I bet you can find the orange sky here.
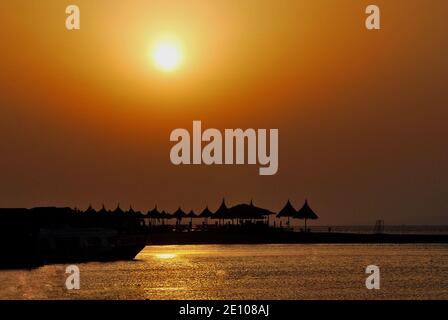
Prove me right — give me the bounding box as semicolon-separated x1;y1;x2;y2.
0;0;447;224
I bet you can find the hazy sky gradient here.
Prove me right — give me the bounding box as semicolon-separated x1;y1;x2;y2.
0;1;447;224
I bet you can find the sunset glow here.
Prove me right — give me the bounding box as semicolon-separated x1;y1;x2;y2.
0;1;447;225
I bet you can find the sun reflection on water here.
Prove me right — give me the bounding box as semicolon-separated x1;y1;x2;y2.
155;253;177;259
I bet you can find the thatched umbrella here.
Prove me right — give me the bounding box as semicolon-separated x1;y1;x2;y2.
84;204;97;215
212;198;230;224
126;205;142;217
147;205;160;217
98;204;108;215
198;206;213;224
147;205;161;224
228;200;274;224
295;200;319;231
113;204;124;215
160;210;172;224
187;210;197;224
172;207;186;225
277;200;296;226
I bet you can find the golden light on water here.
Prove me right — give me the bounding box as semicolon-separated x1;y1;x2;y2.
155;253;177;259
152;38;183;72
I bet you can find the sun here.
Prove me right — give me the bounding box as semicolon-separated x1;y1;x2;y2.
152;39;183;72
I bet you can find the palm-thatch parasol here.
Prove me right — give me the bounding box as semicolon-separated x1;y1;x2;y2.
186;210;197;224
84;204;97;215
126;205;142;217
112;204;124;216
98;204;108;215
198;206;213;224
172;207;187;225
228;200;274;223
276;200;296;226
295;200;319;231
212;198;230;223
147;205;160;217
159;210;172;223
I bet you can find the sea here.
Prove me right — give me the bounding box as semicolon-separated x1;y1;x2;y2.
1;242;448;299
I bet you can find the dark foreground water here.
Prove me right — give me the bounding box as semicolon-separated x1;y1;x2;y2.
1;244;447;299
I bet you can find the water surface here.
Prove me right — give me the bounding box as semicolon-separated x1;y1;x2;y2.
1;244;447;299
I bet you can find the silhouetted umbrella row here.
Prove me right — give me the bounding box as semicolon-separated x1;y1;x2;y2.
79;199;319;228
87;204;145;217
276;199;319;230
198;206;213;218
